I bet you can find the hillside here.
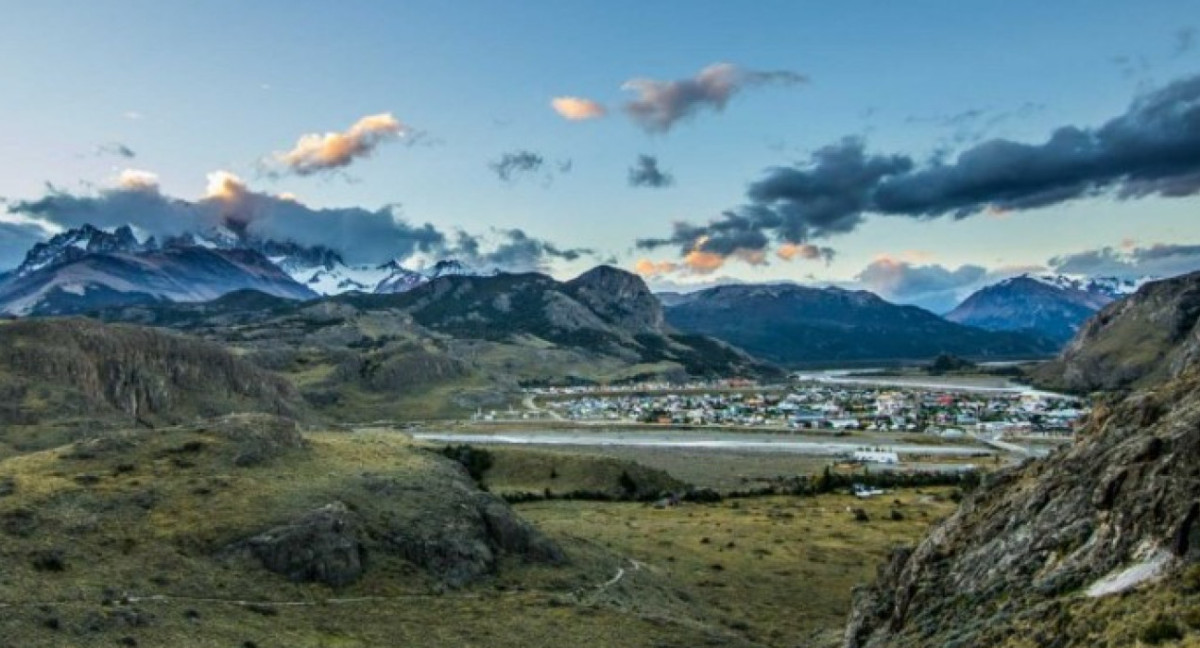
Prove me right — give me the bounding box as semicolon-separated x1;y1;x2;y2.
0;318;306;457
94;268;780;420
0;416;761;647
844;274;1200;647
946;276;1112;344
1033;270;1200;392
664;284;1056;367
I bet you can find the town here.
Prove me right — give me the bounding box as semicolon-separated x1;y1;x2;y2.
512;378;1088;440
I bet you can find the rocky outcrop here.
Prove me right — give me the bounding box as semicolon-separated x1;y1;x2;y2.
229;452;564;590
1034;270;1200;392
242;502;365;587
565;265;665;333
844;364;1200;647
362;471;564;588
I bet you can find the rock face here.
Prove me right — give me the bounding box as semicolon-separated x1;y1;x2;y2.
1034;270;1200;392
0;318;306;429
361;470;565;588
844;341;1200;646
565;265;665;333
244;502;365;588
232;456;564;589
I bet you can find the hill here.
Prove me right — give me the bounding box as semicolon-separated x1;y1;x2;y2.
1033;270;1200;392
0;318;306;457
946;276;1112;344
663;283;1056;367
0;416;763;647
94;268;781;420
844;273;1200;647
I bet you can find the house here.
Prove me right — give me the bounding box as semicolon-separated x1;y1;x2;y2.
852;449;899;464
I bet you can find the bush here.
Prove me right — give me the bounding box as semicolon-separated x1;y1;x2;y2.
439;444;494;482
1139;617;1183;644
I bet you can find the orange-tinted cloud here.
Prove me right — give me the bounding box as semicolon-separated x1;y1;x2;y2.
273;113;407;176
551;97;607;121
634;258;679;277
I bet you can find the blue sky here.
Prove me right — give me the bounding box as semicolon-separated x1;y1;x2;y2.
1;0;1199;310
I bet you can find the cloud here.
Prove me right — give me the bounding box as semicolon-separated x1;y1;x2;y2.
97;142;136;158
3;171;584;272
551;96;607;121
489;150;542;182
116;169;160;192
622;62;806;133
451;228;592;272
270;113;411;176
489;150;572;184
628;155;674;188
633;258;679;277
641;73;1200;264
776;242;835;264
855;257;989;312
1049;243;1200;279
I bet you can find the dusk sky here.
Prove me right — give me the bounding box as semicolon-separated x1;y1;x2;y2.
2;0;1199;311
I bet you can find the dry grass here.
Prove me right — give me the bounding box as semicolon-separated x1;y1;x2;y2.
518;490;958;646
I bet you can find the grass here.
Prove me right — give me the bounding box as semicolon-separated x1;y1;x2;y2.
517;490;958;646
0;418;967;647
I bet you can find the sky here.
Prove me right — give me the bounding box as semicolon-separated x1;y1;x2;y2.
1;0;1199;312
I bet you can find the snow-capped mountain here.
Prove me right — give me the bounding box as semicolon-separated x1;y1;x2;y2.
1025;273;1151;300
16;224;155;277
947;273;1152;345
0;223;489;315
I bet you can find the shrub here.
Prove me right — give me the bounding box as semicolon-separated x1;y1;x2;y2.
439;444;494;482
1139;617;1183;644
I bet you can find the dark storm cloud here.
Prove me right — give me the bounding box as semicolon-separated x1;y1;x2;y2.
642;73;1200;261
628;155;674;188
5;173;585;271
489;150;545;182
1049;243;1200;279
622;63;806;133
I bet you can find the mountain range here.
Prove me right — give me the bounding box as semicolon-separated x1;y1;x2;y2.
88;265;779;419
0;224;477;316
662;283;1058;366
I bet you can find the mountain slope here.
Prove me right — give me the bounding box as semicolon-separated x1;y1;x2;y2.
845;272;1200;648
664;283;1056;366
947;276;1112;344
0;237;316;316
845;358;1200;648
0;318;306;455
1033;270;1200;392
94;268;781;419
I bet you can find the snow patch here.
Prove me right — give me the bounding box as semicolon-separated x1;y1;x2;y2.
1084;547;1174;598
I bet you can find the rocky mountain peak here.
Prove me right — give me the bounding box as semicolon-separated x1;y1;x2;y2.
565;265;664;332
16;223;152;276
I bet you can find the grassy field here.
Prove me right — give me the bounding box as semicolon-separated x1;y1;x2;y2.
0;419;962;648
518;490;959;647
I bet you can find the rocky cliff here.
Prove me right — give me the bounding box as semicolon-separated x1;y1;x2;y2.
0;318;305;434
844;274;1200;647
1034;270;1200;392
